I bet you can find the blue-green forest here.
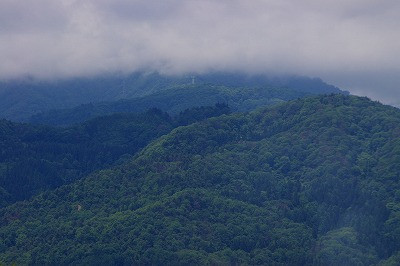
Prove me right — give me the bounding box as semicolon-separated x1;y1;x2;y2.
0;74;399;265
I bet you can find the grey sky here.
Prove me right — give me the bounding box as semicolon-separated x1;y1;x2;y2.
0;0;399;105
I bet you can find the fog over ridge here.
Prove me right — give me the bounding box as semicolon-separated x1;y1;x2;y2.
0;0;399;105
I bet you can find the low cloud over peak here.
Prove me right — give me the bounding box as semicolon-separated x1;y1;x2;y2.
0;0;399;104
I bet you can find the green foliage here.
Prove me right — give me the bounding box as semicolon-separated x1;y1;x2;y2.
0;104;230;207
315;227;378;265
0;94;399;265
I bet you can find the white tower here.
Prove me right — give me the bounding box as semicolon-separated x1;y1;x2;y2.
121;79;127;98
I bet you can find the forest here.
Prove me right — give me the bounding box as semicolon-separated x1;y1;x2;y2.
0;71;345;122
0;104;230;207
1;94;400;265
28;85;310;126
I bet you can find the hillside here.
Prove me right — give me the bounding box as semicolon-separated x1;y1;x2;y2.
0;104;229;208
1;94;399;264
0;72;346;122
29;85;310;126
0;73;180;122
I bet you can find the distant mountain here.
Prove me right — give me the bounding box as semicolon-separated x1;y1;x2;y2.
193;71;346;94
0;72;347;122
29;85;310;126
1;95;399;264
0;73;181;121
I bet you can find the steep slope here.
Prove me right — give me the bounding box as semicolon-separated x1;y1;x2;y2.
0;105;230;207
0;72;346;122
1;95;399;265
29;85;309;126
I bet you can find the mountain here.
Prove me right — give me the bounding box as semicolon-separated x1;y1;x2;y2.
192;72;345;94
0;104;230;208
29;85;310;126
1;94;399;264
0;72;346;122
0;72;180;122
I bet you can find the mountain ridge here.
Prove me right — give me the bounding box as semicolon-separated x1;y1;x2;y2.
28;85;310;126
0;104;230;208
1;94;399;264
0;71;347;122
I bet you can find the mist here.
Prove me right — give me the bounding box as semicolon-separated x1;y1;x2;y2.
0;0;399;104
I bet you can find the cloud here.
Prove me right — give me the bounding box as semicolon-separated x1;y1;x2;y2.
0;0;399;103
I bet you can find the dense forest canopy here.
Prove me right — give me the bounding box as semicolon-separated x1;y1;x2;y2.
1;94;399;265
0;104;230;208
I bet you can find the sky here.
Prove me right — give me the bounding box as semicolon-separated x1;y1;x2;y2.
0;0;399;105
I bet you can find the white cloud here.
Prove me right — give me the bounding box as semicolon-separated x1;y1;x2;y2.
0;0;399;103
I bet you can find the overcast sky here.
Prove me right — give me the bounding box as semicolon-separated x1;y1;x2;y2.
0;0;399;105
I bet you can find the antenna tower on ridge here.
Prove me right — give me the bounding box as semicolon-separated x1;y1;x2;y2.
121;79;127;98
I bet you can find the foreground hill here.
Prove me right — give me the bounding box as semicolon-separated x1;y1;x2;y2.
1;95;399;264
29;85;309;126
0;105;229;208
0;72;345;122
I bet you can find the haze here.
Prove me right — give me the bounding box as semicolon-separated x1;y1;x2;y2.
0;0;399;105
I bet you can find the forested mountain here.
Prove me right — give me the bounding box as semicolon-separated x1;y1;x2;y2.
192;72;345;94
0;73;180;122
1;94;399;265
0;104;230;208
0;72;346;122
29;85;310;126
